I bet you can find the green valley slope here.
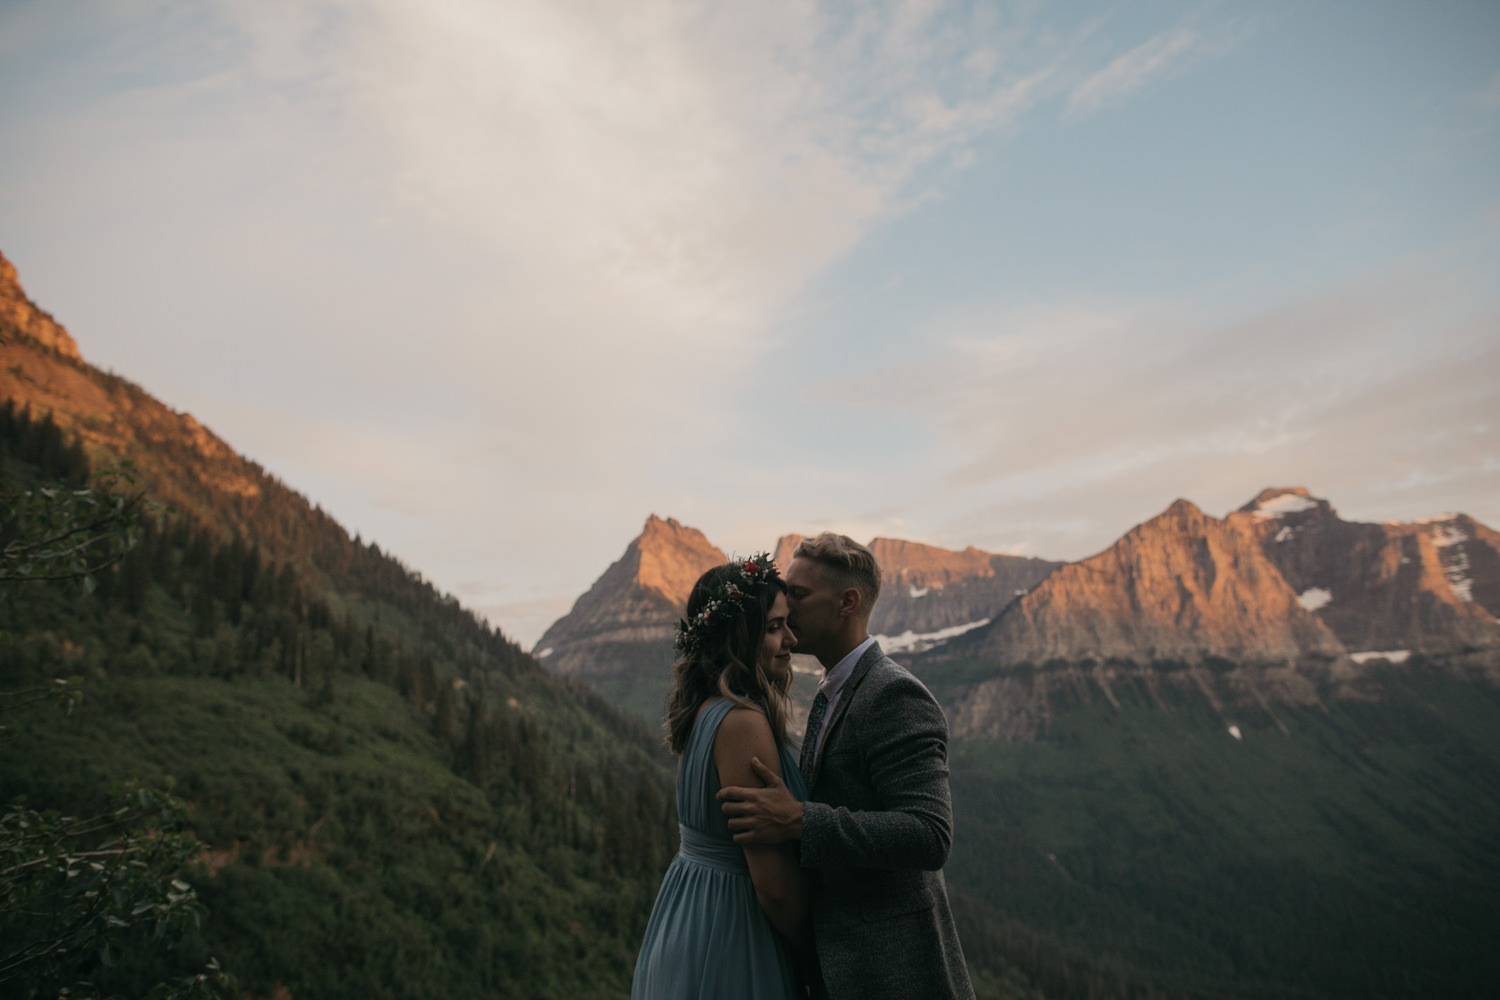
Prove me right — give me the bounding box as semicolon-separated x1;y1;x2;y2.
940;668;1500;999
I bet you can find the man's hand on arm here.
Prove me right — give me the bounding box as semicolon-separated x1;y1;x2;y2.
717;757;803;845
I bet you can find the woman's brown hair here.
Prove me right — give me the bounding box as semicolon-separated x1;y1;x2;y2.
664;563;793;755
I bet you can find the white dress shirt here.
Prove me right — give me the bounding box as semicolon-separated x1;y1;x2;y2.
808;635;877;768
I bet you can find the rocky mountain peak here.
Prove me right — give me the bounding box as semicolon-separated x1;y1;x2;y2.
1224;485;1500;655
633;514;725;605
0;251;82;361
530;516;725;699
869;538;996;588
1239;486;1334;522
1;249;271;518
945;496;1347;669
772;534;804;573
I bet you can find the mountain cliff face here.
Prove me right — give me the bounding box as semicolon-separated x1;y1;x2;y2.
920;491;1500;741
947;499;1347;668
0;252;329;564
923;499;1351;740
867;538;1061;650
533;515;725;716
770;533;1060;652
771;533;803;572
0;250;81;360
1230;487;1500;656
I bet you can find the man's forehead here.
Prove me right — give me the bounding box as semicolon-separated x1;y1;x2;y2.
785;556;830;587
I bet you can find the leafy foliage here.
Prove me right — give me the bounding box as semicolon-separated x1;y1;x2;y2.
0;785;227;997
0;467;145;591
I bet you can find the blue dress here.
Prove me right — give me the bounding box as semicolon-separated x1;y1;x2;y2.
632;698;808;999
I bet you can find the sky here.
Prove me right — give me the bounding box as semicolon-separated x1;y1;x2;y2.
2;0;1497;647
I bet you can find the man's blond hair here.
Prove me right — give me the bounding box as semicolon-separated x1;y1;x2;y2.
793;532;881;616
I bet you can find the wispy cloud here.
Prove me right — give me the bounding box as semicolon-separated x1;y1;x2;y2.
210;0;1066;469
831;268;1500;560
1068;28;1198;114
124;0;1090;641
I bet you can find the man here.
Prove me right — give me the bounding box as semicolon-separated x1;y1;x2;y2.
718;533;974;1000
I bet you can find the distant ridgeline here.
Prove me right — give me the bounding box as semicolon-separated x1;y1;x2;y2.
541;501;1500;994
0;252;676;999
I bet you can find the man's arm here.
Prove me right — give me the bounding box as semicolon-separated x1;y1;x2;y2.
717;758;803;844
799;673;952;871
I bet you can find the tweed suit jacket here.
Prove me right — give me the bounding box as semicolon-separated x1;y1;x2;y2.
800;642;974;1000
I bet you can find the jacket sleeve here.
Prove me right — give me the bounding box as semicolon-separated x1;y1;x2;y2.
800;671;954;871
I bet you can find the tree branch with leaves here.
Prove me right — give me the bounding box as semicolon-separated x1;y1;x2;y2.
0;461;147;591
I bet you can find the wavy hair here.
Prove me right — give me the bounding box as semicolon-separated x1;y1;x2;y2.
664;563;793;755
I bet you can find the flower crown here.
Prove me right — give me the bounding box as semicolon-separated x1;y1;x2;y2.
673;553;780;655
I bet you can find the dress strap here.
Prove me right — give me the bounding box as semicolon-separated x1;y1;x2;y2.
676;698;736;825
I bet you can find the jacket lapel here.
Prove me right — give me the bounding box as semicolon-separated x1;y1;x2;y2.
807;642;885;792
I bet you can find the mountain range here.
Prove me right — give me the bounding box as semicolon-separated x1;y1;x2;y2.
533;487;1500;734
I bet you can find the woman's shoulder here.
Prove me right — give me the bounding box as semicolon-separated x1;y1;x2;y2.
712;704;780;763
714;703;771;741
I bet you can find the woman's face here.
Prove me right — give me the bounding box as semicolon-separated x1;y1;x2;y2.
758;591;797;683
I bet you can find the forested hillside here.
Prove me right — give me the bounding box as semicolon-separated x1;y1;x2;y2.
939;666;1500;1000
0;346;677;994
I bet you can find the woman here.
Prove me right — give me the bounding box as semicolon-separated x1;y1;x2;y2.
631;554;809;1000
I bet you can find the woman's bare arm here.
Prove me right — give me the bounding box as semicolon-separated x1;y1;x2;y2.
713;707;810;950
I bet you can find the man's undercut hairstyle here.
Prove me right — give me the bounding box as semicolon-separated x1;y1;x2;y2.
794;532;882;615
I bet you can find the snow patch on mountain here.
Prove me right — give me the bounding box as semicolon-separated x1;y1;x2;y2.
1298;588;1332;611
1252;493;1319;520
877;618;991;654
1420;519;1474;601
1350;649;1411;664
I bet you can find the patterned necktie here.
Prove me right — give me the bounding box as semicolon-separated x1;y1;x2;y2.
800;691;829;785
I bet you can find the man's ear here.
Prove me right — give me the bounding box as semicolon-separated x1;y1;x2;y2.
839;587;863;619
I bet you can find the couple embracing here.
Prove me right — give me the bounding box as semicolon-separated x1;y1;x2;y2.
632;534;974;1000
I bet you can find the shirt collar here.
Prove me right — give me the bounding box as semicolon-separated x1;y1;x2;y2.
817;636;877;700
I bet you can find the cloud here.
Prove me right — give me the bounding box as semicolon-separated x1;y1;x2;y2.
1068;28;1198;114
188;1;1070;473
186;0;1076;591
832;268;1500;560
